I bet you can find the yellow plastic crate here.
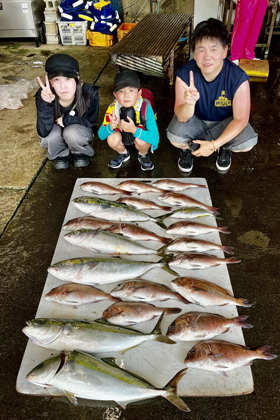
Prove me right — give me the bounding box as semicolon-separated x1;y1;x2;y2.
117;23;137;41
86;30;116;46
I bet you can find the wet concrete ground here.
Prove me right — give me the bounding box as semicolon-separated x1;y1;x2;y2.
0;38;280;420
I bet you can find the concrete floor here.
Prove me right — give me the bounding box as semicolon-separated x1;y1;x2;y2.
0;38;280;420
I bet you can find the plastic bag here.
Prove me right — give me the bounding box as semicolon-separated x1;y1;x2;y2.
0;78;38;110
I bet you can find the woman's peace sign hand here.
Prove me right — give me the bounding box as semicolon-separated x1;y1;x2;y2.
184;71;200;106
37;75;55;103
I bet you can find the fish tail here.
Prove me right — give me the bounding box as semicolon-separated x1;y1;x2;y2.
158;244;167;254
225;257;241;264
153;312;176;345
256;345;277;360
162;205;173;211
165;368;190;412
236;298;253;307
155;216;168;229
159;237;173;245
222;246;234;255
176;294;191;304
164;307;182;315
110;296;122;302
234;315;253;329
123;191;132;196
219;226;231;234
160;256;179;276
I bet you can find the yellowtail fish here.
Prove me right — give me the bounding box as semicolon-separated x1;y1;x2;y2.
79;181;132;195
102;302;182;326
152;179;207;191
26;351;190;411
166;312;253;341
184;340;276;376
116;196;172;211
171;277;252;307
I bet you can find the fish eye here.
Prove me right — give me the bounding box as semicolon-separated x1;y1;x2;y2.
37;320;45;325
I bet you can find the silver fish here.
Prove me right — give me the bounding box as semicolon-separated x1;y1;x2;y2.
166;312;253;341
26;351;190;411
116;196;172;211
64;229;159;255
152;179;207;191
45;283;120;306
116;180;165;193
79;181;132;195
171;277;252;307
48;257;178;285
22;314;175;353
110;278;190;304
184;339;277;376
158;192;218;214
168;253;241;270
72;196;165;228
62;216;115;231
166;221;230;237
103;302;182;326
105;223;172;245
161;238;234;255
157;208;217;225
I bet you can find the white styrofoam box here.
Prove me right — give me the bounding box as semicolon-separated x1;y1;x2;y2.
57;19;88;46
46;33;60;45
44;21;58;35
44;10;60;22
44;0;60;11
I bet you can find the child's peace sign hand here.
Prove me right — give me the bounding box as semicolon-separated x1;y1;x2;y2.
109;110;119;131
37;75;55;103
184;71;200;106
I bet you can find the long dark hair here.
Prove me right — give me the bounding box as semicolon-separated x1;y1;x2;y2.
50;76;89;120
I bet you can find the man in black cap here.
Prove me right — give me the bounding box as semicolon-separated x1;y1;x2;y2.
98;70;159;171
35;53;99;169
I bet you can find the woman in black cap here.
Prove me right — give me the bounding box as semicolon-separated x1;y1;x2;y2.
35;53;99;169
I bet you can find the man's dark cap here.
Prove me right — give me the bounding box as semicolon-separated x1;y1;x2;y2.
45;54;80;79
114;70;140;92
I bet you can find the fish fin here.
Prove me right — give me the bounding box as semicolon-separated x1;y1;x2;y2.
64;391;78;405
122;191;133;196
160;237;173;245
214;369;228;377
164;307;182;315
236;298;253;308
160;256;179;276
210;206;219;214
235;315;253;329
101;357;118;367
164;395;190;412
116;401;129;409
152;312;175;344
219;226;231;234
158;244;167;253
256;345;277;360
155;218;168;229
176;294;191;305
225;257;241;264
222;246;234;255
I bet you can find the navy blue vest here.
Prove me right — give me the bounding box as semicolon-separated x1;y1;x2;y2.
176;58;249;121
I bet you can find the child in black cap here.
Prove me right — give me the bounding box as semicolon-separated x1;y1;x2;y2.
35;53;99;169
98;70;159;171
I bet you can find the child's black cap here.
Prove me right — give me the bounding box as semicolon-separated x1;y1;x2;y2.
45;54;80;79
114;70;140;92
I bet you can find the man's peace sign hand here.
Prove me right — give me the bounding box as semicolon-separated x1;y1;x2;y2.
37;75;55;103
184;71;200;106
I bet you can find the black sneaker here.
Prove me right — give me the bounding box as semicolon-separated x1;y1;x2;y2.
73;153;89;168
138;153;154;171
108;151;130;169
216;148;232;171
53;156;69;169
178;149;193;172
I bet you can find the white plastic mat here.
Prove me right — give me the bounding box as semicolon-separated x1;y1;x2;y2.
16;178;253;397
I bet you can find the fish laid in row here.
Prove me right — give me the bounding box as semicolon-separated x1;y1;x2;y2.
110;278;190;304
152;179;207;191
171;277;251;307
168;253;241;270
64;229;163;256
157;208;217;225
166;221;230;237
158;192;218;214
48;257;177;285
116;180;165;194
103;302;182;326
63;217;171;244
116;196;172;211
160;237;234;255
79;181;132;195
72;196;165;228
184;339;276;376
166;312;253;341
26;351;190;411
22;313;175;354
45;283;120;307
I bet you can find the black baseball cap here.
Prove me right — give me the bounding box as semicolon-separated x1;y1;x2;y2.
114;70;140;92
45;54;80;79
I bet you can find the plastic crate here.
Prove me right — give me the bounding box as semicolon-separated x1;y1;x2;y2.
86;30;116;47
57;19;88;46
117;23;137;41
